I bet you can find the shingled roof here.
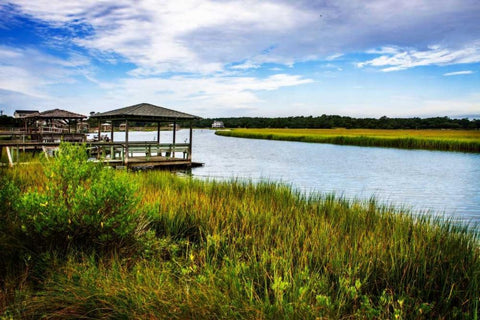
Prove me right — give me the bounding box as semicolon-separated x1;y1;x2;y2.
25;109;86;119
90;103;200;121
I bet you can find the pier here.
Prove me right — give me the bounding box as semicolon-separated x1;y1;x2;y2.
0;103;203;170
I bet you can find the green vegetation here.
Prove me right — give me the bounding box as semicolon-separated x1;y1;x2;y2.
1;144;479;319
191;115;480;130
216;128;480;153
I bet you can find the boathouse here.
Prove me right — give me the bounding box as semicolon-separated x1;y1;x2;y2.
89;103;202;169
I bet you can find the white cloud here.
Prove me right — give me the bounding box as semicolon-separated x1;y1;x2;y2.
0;45;313;116
358;43;480;71
0;46;92;97
96;73;314;116
229;61;261;70
6;0;480;74
6;0;315;74
0;45;98;113
443;70;474;76
326;53;344;61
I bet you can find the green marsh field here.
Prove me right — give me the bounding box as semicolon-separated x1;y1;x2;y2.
1;144;479;319
215;128;480;153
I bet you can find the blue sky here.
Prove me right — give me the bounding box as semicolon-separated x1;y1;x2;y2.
0;0;479;118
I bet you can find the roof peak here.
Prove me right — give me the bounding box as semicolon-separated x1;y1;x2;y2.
91;103;201;120
24;108;86;119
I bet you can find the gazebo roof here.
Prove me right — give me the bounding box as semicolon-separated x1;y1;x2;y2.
25;108;86;120
90;103;200;121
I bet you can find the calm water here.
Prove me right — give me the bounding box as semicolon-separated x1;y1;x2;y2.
111;129;480;223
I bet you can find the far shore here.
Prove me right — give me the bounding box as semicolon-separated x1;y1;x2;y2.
215;128;480;153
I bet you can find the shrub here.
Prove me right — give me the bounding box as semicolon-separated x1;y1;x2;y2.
15;143;146;255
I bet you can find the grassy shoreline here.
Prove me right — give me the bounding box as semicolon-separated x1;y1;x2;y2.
215;128;480;153
1;144;479;318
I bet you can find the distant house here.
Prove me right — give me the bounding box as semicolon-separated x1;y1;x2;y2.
101;123;111;131
212;120;224;128
14;110;39;118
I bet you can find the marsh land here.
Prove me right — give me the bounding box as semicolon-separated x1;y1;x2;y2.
215;128;480;153
0;144;479;319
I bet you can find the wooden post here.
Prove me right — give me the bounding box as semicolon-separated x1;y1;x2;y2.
125;120;129;164
157;121;161;156
188;121;193;160
97;119;102;159
110;120;114;142
6;146;13;167
172;120;176;158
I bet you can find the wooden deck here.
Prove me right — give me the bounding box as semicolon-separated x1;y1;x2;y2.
0;141;203;170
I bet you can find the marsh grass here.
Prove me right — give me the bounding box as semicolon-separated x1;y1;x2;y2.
216;128;480;152
1;145;479;319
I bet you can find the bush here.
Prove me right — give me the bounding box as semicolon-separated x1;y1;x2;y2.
15;143;146;255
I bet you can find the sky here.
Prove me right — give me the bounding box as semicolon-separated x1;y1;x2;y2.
0;0;479;118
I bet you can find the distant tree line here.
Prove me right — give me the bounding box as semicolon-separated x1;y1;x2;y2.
0;115;22;127
2;114;479;130
189;115;480;130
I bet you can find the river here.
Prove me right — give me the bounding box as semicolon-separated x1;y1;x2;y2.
109;129;480;224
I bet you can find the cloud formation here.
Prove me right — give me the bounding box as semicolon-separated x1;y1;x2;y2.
358;44;480;71
443;70;474;76
0;46;91;98
4;0;480;74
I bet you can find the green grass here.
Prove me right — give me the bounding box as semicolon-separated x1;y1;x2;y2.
1;145;479;319
215;128;480;153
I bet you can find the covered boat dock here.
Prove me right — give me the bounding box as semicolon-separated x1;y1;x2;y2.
89;103;202;169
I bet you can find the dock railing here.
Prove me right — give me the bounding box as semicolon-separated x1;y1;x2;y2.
88;142;191;162
0;141;192;167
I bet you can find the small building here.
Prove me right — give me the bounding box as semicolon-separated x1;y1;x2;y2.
212;120;224;128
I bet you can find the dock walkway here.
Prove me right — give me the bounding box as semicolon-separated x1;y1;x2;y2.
0;141;203;169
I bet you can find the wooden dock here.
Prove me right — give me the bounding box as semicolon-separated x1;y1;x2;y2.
0;141;203;170
2;103;203;170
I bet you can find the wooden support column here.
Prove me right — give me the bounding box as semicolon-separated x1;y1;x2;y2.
125;120;129;164
157;121;161;156
6;146;13;167
172;120;176;158
97;119;102;159
110;120;115;159
188;121;193;160
110;120;114;142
